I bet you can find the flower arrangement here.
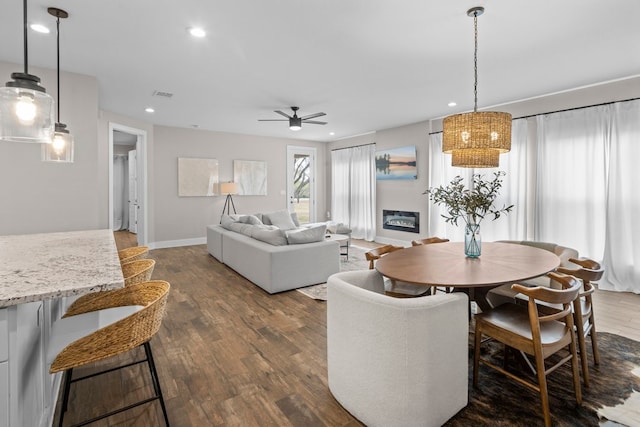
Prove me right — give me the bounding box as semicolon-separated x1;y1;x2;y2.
424;171;513;227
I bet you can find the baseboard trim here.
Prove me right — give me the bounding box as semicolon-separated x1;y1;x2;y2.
149;237;206;249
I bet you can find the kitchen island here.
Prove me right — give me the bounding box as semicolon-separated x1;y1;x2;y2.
0;229;124;427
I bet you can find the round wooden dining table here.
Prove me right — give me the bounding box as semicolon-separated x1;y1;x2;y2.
375;241;560;312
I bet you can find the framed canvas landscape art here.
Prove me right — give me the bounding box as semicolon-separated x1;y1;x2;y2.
375;145;417;180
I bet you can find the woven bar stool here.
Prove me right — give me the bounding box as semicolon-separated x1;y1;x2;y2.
118;245;149;264
65;259;156;317
48;280;171;427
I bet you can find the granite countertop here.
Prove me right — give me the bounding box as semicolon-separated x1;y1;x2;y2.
0;229;125;308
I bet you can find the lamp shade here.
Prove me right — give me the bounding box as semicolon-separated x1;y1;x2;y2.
451;148;499;168
442;111;512;154
0;76;55;143
220;182;238;195
42;123;74;162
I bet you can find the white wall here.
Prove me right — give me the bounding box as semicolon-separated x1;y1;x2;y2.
152;126;327;245
324;76;640;245
0;61;100;235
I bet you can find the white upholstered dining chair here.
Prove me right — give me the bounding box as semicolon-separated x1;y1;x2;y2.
327;269;469;427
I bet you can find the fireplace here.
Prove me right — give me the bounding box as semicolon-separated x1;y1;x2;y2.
382;210;420;233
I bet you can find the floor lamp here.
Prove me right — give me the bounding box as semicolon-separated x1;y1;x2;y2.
220;182;238;221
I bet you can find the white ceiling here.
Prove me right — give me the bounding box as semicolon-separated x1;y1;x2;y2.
1;0;639;142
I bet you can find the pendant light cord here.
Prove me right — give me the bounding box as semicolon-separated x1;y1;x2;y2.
473;10;479;113
56;15;61;122
22;0;28;74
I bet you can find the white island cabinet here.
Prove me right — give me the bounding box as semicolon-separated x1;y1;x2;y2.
0;230;124;427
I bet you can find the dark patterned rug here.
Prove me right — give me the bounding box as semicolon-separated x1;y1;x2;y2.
446;332;640;426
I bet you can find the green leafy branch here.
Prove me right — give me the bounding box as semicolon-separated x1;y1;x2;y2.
424;171;514;226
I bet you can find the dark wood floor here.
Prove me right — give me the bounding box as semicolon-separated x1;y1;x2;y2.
54;231;640;426
54;231;363;426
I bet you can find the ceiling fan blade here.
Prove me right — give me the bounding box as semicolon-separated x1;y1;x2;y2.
274;110;292;119
258;119;288;121
303;120;327;125
301;112;326;120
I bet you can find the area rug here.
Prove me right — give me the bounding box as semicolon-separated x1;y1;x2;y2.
446;331;640;427
296;245;369;300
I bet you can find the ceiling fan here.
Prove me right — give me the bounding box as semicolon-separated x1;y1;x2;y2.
259;106;327;131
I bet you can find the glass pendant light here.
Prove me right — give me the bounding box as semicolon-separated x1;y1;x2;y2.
442;6;511;168
0;0;55;143
42;7;74;162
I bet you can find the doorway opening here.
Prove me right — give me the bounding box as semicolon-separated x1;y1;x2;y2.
109;123;148;246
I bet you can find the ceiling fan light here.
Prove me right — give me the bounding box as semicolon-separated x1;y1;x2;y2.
289;116;302;131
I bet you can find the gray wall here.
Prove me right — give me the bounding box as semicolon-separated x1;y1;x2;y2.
152;126;327;245
0;61;100;235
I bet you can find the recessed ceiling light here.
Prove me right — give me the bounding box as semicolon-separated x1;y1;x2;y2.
145;107;155;113
30;24;50;33
329;132;335;136
189;27;206;38
448;102;457;107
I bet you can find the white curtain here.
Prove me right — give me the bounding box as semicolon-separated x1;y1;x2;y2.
331;144;376;241
602;100;640;291
427;99;640;293
113;155;129;231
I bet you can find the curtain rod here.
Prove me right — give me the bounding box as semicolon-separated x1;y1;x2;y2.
427;96;640;135
330;142;375;152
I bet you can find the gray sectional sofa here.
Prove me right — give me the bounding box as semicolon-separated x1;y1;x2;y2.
207;211;341;294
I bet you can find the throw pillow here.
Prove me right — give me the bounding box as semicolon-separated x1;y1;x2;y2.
290;212;301;227
220;214;238;230
251;225;287;246
285;224;327;245
239;214;263;225
264;209;297;230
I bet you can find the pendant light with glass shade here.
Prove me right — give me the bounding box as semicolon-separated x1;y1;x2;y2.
0;0;55;143
42;6;74;162
442;7;511;168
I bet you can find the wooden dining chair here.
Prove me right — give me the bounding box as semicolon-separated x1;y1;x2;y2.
410;237;450;295
411;237;450;246
556;257;604;387
364;245;430;298
473;272;582;427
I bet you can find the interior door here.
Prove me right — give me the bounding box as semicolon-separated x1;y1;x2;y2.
287;146;316;224
128;149;138;234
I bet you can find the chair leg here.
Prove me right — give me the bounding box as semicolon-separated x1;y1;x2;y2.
58;368;73;427
533;352;552;427
576;323;590;387
569;335;583;406
473;323;482;387
590;316;600;365
144;341;170;427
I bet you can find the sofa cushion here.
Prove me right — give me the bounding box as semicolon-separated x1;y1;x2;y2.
239;214;263;225
264;210;297;230
229;222;253;237
250;225;287;246
286;224;327;245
